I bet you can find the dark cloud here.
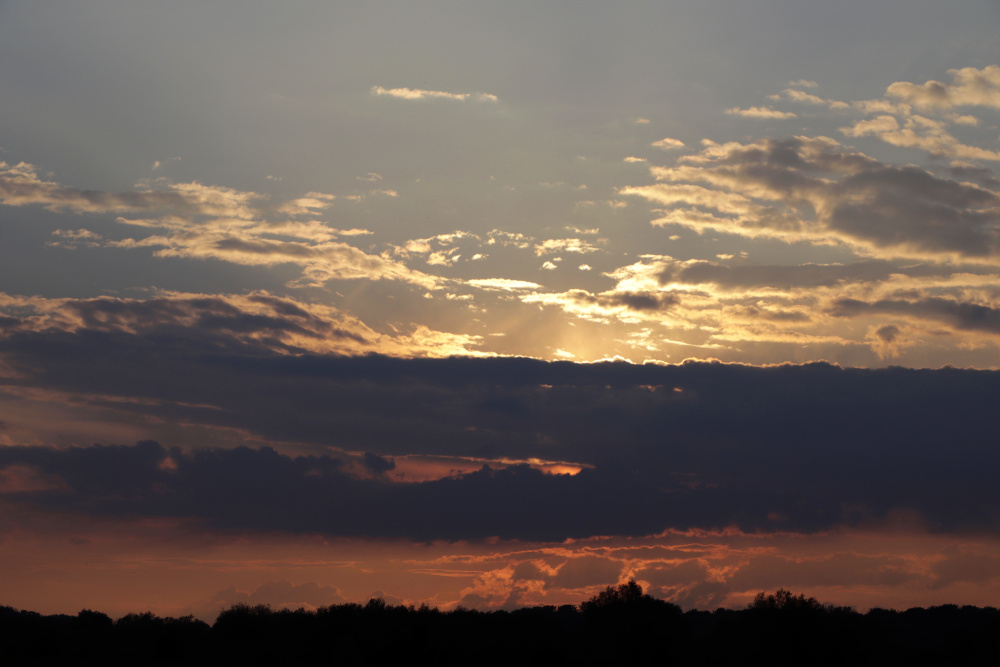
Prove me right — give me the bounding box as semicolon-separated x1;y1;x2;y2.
876;324;901;343
560;289;681;312
62;294;364;346
561;289;679;312
827;166;1000;257
949;165;1000;190
3;294;1000;540
2;353;1000;540
363;452;395;473
832;297;1000;334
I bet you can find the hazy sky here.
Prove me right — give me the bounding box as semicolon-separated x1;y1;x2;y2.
3;1;1000;620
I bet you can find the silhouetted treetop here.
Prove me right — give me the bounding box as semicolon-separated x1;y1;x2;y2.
748;588;824;612
582;579;646;611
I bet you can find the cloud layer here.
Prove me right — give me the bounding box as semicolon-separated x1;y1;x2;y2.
3;351;999;541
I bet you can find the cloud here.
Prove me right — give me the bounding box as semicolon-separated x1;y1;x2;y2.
47;228;103;249
468;278;542;291
869;324;909;360
779;88;850;110
839;67;1000;161
842;114;1000;162
831;296;1000;334
655;257;940;291
0;162;262;218
0;290;484;358
724;106;797;119
126;232;439;289
4;360;1000;540
533;238;602;256
782;89;826;105
651;137;685;150
521;289;682;324
885;66;1000;111
628;136;1000;262
276;192;336;217
0;164;437;290
371;86;497;102
364;451;396;474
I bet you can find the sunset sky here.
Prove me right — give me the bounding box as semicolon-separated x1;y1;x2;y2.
3;1;1000;621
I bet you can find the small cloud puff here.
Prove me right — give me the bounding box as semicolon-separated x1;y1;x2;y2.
725;106;797;119
371;86;498;103
651;137;685;150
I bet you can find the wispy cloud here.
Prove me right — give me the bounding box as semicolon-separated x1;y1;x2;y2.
0;290;485;358
468;278;541;291
842;113;1000;161
371;86;498;102
0;164;438;290
651;137;685;150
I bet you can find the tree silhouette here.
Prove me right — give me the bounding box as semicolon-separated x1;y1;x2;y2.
580;579;646;613
748;588;824;612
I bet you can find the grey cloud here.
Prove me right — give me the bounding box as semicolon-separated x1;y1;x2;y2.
950;165;1000;189
569;290;681;312
3;339;1000;539
832;297;1000;334
876;325;900;343
0;163;259;218
735;306;811;323
828;167;1000;257
364;452;395;473
645;137;1000;261
62;294;367;348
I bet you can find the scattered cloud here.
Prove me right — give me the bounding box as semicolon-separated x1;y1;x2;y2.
0;290;484;358
533;238;602;256
0;164;438;290
842;114;1000;161
885;66;1000;111
627;136;1000;262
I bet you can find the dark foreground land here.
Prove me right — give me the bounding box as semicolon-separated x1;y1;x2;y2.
4;586;1000;666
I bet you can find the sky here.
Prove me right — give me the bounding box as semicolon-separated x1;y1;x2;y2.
3;0;1000;621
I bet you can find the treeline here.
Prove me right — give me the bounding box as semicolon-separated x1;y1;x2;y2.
4;584;1000;665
